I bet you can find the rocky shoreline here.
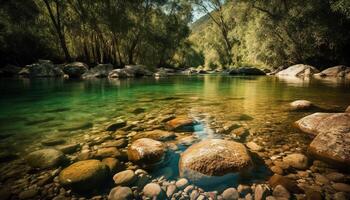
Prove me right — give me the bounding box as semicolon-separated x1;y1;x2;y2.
1;60;350;80
0;99;349;200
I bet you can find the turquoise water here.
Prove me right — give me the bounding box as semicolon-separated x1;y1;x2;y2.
0;75;349;191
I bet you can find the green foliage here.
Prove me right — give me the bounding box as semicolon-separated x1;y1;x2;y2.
0;0;193;67
190;0;350;69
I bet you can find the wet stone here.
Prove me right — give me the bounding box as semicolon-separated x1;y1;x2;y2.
106;120;127;131
143;183;164;199
56;143;80;154
113;170;137;186
95;147;122;159
176;178;189;190
272;185;290;199
108;186;133;200
254;184;269;200
282;153;309;170
26;149;66;169
222;188;239;200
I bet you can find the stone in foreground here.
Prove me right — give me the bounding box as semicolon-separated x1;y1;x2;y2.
294;113;348;136
179;139;252;179
26;149;66;169
127;138;166;167
59;160;109;191
143;183;165;200
309;129;350;167
108;186;133;200
282;153;309;170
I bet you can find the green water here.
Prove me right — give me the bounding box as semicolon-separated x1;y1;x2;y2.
0;75;349;191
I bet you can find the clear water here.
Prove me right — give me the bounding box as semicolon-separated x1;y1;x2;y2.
0;75;349;192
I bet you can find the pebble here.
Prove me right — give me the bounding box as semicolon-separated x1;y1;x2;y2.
222;187;239;200
272;185;290;199
176;178;189;190
143;183;164;199
166;184;177;198
113;170;137;186
254;184;269;200
108;186;133;200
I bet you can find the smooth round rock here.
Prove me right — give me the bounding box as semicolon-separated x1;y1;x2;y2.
272;185;290;199
127;138;166;167
290;100;313;111
222;188;239;200
113;170;137;186
283;153;309;170
26;149;66;169
179;139;252;179
143;183;164;199
59;159;109;191
176;178;189;190
108;186;133;200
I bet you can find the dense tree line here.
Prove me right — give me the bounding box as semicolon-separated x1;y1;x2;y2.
190;0;350;70
0;0;193;67
1;0;349;70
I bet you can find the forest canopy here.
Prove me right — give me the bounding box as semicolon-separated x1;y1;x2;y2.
0;0;349;70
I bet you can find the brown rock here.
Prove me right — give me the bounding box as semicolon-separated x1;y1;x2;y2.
95;147;122;159
179;139;252;180
165;117;197;132
127;138;166;167
283;153;309;170
290;100;314;111
268;174;302;193
59;160;109;191
133;130;176;141
332;183;350;193
102;158;123;174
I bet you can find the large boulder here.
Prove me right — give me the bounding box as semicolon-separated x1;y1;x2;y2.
229;67;266;76
314;65;350;79
295;113;350;136
59;160;109;191
127;138;166;167
179;139;252;179
26;149;66;169
133;130;176;141
83;64;113;78
109;65;152;79
63;62;88;78
295;113;350;167
276;64;319;77
19;60;63;77
309;129;350;167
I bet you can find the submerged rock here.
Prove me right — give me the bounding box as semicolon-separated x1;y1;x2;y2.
95;147;122;159
229;67;266;76
102;157;123;174
179;139;252;180
113;170;137;186
108;186;133;200
82;63;113;78
276;64;319;77
290;100;314;111
143;183;165;200
127;138;166;167
106;120;127;131
63;62;88;78
165;117;197;132
26;149;66;169
41;138;66;146
133;130;176;141
59;159;109;191
314;65;350;79
268;174;301;193
56;143;80;154
282;153;309;170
